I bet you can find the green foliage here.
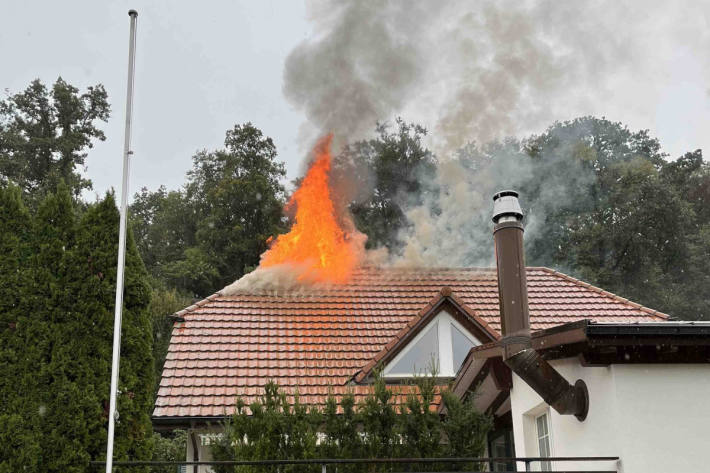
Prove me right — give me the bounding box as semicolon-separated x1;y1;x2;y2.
0;188;154;472
68;193;154;465
0;184;40;472
347;118;437;250
346;116;710;319
212;378;491;473
439;391;491;470
358;375;399;461
320;391;361;468
130;186;197;281
398;375;440;459
130;123;286;297
151;430;187;473
0;78;110;201
211;382;320;473
521;117;710;319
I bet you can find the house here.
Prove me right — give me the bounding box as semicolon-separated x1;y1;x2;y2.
448;190;710;472
153;191;710;473
451;319;710;472
153;272;667;469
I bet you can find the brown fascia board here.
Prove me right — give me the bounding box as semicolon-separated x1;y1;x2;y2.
448;322;589;404
526;320;710;363
448;320;710;411
537;320;710;351
532;320;590;351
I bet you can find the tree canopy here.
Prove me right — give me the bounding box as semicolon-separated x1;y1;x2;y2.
341;116;709;320
130;123;286;298
520;117;710;320
346;118;437;251
0;78;110;201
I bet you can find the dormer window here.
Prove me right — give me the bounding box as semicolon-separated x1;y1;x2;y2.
383;310;481;378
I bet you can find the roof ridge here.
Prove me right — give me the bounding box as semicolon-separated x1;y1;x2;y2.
536;267;669;320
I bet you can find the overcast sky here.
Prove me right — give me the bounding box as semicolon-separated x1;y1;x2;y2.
2;1;709;200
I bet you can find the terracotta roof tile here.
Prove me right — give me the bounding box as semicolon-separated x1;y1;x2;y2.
153;266;667;420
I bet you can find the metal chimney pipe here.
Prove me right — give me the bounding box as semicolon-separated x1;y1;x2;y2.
493;190;589;421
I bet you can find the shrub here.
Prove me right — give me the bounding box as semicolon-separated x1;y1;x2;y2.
211;375;492;473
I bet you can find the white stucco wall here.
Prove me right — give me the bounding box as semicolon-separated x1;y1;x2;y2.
510;359;710;472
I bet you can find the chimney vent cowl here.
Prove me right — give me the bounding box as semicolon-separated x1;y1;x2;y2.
492;190;523;223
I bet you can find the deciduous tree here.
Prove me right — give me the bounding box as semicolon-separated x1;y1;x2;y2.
0;78;110;201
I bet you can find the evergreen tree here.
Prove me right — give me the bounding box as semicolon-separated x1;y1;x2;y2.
439;391;491;471
321;391;362;469
32;184;87;472
0;185;41;472
398;375;442;461
0;189;154;472
212;378;492;473
63;193;154;466
358;375;399;464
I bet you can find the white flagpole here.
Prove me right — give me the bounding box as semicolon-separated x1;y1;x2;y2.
106;9;138;473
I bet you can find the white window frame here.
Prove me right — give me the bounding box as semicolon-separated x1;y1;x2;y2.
383;310;480;378
535;411;554;471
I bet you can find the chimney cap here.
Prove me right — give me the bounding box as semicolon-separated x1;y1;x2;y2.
492;189;523;223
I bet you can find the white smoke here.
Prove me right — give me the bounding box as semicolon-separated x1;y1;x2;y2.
221;263;317;295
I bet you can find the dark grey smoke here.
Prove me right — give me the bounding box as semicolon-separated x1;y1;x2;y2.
283;1;436;148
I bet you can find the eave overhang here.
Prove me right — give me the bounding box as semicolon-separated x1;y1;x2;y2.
446;320;710;414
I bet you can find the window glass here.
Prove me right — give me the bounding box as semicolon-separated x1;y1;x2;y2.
451;324;475;372
489;430;514;472
387;322;439;375
536;413;552;471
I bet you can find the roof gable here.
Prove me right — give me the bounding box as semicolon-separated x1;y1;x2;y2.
353;288;498;383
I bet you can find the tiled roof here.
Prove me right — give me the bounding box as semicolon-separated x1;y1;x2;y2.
154;267;668;420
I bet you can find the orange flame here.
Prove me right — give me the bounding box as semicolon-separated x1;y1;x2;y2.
259;134;359;283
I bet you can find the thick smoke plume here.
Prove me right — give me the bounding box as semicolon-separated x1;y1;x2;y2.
281;0;710;269
283;1;437;148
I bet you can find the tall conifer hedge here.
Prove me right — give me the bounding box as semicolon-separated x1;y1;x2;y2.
0;188;154;472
